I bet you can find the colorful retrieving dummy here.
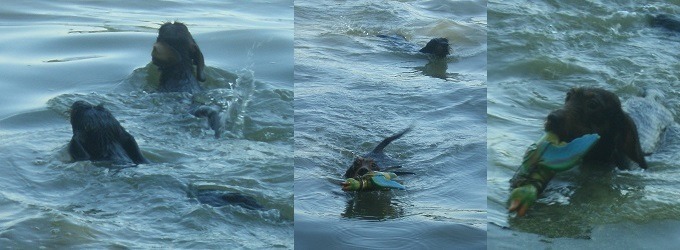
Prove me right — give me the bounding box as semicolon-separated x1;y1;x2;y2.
508;132;600;216
342;171;405;191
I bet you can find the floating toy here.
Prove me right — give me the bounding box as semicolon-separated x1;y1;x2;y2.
508;132;600;216
342;171;405;191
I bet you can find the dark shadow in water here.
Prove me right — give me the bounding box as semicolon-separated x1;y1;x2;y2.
507;163;645;239
341;191;404;220
649;14;680;33
188;184;265;210
413;57;459;80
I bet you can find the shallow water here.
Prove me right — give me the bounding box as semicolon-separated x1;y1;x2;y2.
488;1;680;248
294;0;487;249
0;0;293;248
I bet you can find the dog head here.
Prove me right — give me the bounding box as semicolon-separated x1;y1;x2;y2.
419;38;450;58
69;101;125;159
70;101;120;135
69;101;149;165
152;22;205;92
344;157;379;179
544;87;647;168
545;88;623;142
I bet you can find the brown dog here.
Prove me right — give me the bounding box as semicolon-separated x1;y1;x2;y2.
151;21;205;93
545;87;647;169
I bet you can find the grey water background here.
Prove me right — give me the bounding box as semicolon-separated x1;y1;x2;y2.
488;1;680;248
0;0;293;248
294;0;487;249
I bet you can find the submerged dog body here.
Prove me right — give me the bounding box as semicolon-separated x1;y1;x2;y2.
651;14;680;33
152;21;205;93
195;189;264;210
544;87;647;169
344;127;412;179
68;101;149;165
623;89;674;154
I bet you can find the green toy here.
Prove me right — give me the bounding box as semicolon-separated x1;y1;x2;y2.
508;132;600;216
341;171;405;191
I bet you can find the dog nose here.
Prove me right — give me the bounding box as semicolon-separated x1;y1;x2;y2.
547;110;564;124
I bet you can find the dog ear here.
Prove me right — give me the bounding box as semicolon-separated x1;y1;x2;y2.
615;112;647;169
190;39;206;82
120;130;150;164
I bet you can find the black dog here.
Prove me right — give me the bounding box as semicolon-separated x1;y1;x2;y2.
545;87;647;169
419;38;450;58
152;21;205;93
344;127;413;179
68;101;149;165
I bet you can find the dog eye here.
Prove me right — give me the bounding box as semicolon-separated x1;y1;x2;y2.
587;99;600;109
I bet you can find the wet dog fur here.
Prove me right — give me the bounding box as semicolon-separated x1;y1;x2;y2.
68;101;149;165
419;38;450;58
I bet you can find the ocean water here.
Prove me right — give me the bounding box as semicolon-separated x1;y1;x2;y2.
294;0;487;249
0;0;293;248
488;1;680;248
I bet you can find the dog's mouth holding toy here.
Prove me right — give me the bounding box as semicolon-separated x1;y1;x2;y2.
530;131;600;171
341;171;405;191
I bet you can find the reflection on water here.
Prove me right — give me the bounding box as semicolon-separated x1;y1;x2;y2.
413;58;456;80
341;191;405;220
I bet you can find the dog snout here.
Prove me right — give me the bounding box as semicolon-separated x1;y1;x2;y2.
547;110;564;124
545;109;565;132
